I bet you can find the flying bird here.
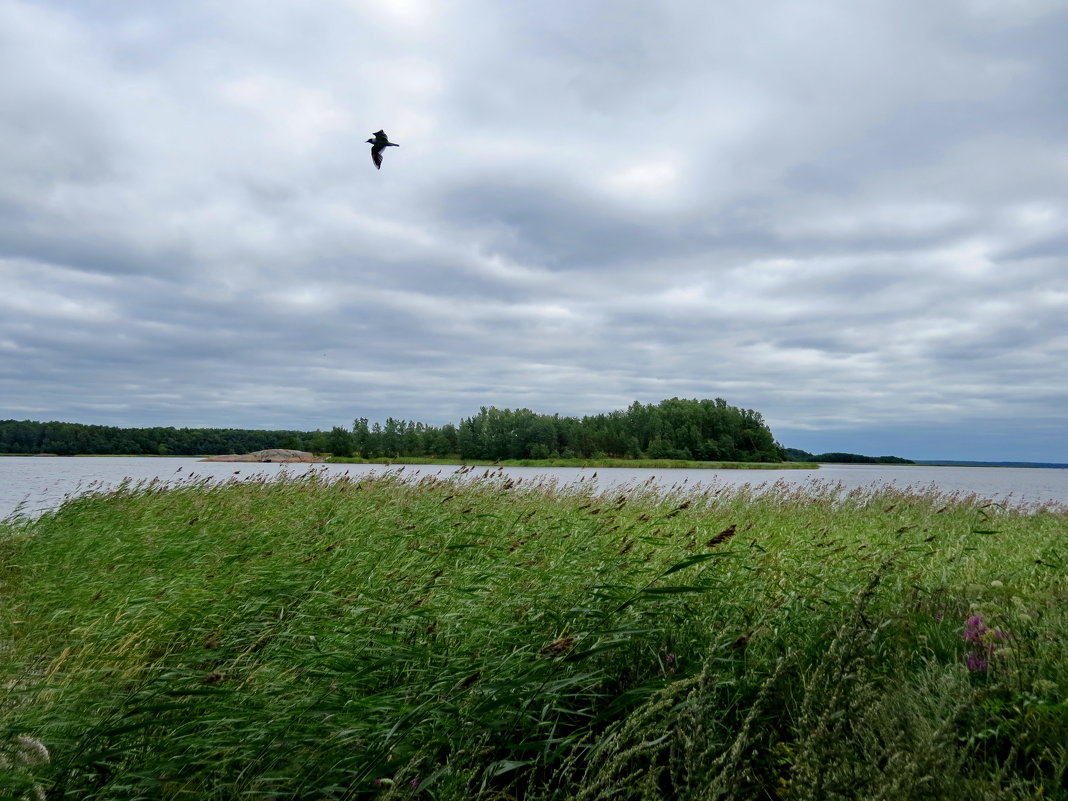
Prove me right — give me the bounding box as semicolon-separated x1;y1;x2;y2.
367;129;399;169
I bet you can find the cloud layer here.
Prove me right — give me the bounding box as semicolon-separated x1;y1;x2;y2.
2;0;1067;460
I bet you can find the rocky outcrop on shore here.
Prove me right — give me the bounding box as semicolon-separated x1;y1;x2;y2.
199;449;322;463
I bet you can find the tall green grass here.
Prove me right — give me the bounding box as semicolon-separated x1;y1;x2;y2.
1;469;1065;800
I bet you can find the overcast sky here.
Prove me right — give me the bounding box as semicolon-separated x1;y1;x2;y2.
2;0;1067;461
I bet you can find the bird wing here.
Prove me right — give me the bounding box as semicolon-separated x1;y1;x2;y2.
371;144;383;169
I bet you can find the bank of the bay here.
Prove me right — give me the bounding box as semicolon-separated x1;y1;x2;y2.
2;470;1065;799
325;455;819;469
0;398;890;465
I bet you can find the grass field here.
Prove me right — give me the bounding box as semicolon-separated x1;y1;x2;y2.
1;469;1065;800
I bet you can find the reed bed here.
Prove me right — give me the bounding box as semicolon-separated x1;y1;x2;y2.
1;469;1065;800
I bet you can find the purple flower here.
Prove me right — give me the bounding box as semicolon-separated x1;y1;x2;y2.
963;615;988;644
966;653;989;672
410;777;420;790
963;615;1010;672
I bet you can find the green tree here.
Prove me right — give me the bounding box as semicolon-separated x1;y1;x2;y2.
327;426;354;458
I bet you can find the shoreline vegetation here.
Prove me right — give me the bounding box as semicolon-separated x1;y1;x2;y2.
5;452;1066;469
1;450;818;469
2;471;1065;799
325;455;819;469
1;397;914;465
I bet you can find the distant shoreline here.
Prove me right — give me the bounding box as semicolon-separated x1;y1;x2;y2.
326;456;818;469
914;460;1068;469
2;453;1065;468
1;452;812;468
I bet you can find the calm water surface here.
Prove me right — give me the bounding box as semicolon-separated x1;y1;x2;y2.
2;457;1067;520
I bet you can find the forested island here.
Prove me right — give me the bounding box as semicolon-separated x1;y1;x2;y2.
782;448;914;465
0;398;911;464
0;420;319;458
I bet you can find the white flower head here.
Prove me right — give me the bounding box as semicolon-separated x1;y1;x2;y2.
15;735;50;766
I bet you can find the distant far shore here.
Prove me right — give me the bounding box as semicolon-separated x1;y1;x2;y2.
325;455;817;469
0;451;812;469
915;459;1068;469
200;449;323;463
2;452;1064;469
200;451;818;469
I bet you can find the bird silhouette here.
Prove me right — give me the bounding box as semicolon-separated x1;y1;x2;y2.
367;129;399;169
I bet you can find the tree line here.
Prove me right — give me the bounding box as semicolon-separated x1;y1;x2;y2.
782;448;914;465
338;397;783;462
2;398;786;462
0;420;320;457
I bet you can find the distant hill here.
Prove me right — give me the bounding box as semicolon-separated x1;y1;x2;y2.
784;448;914;465
915;460;1068;469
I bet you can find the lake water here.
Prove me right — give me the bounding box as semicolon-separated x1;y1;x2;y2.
6;457;1068;521
2;457;1067;521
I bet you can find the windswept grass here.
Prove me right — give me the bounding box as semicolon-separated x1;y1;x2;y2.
1;469;1065;800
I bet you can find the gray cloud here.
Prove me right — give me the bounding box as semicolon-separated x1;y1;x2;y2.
1;0;1067;460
